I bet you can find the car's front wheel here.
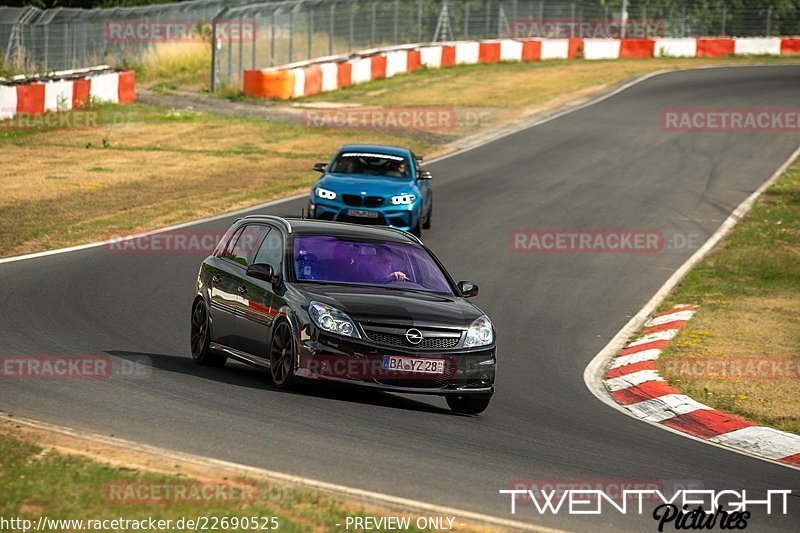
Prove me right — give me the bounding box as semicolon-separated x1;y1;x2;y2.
270;321;295;389
446;394;492;414
190;299;227;367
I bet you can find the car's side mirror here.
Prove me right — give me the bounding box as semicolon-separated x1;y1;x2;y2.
458;281;479;298
418;170;432;180
313;162;327;173
246;263;275;283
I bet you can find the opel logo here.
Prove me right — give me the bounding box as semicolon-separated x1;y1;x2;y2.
405;328;423;345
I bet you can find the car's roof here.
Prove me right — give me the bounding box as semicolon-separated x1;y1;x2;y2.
241;215;421;244
336;144;412;158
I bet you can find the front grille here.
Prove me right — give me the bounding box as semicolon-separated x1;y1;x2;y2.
363;329;460;350
376;376;451;389
342;194;362;206
364;196;384;208
337;214;387;225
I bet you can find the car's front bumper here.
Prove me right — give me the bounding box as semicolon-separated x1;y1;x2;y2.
309;199;420;232
295;329;496;396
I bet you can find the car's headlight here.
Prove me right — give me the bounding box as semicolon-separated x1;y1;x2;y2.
315;187;337;200
390;194;416;205
464;315;494;348
309;301;360;338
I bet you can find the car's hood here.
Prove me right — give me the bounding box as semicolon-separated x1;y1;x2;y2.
296;283;483;329
317;174;415;196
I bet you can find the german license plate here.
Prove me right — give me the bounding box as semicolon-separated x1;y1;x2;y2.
348;209;379;218
382;355;445;374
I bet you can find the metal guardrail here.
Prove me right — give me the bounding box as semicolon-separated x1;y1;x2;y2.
1;1;798;88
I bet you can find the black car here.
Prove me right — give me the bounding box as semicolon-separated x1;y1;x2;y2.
191;216;496;414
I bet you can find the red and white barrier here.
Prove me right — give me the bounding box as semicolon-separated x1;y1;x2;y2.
604;305;800;469
583;39;621;60
0;68;135;121
734;37;782;56
654;38;697;57
242;36;800;100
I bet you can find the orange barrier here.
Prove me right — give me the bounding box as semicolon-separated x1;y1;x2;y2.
568;38;584;58
72;77;91;108
370;54;387;80
407;49;422;71
118;70;136;104
336;61;352;87
520;39;542;61
697;38;734;57
243;69;295;99
479;41;501;64
619;39;655;58
781;37;800;54
16;83;45;115
441;45;456;67
303;64;323;96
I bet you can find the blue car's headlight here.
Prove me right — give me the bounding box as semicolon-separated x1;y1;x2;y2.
390;194;416;205
309;301;360;338
315;187;337;200
464;315;494;348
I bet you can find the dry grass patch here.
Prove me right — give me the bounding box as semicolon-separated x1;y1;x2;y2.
0;104;432;256
659;157;800;434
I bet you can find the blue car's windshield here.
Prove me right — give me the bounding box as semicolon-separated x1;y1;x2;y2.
293;235;452;294
329;152;411;179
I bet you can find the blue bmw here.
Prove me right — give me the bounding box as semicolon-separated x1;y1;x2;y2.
308;144;433;236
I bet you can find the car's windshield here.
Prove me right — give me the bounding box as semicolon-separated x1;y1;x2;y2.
328;152;411;179
293;235;452;294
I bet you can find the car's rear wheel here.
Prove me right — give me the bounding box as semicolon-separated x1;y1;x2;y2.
270;321;295;389
190;299;227;367
446;394;492;414
422;204;432;230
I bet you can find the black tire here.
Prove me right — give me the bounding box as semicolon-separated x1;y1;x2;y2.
270;321;295;389
446;394;492;415
190;299;227;367
422;204;432;230
410;212;423;237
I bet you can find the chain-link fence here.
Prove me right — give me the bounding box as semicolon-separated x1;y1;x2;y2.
213;0;800;88
2;1;799;86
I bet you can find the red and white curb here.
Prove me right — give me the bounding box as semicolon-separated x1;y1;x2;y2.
604;304;800;468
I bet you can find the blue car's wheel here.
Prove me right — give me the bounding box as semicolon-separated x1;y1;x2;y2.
422;204;432;230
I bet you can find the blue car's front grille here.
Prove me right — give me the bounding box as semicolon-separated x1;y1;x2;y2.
342;194;362;206
341;195;385;207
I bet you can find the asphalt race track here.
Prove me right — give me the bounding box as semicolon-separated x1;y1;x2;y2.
2;66;799;531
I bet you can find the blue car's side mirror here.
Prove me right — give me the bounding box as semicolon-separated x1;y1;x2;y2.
418;170;432;180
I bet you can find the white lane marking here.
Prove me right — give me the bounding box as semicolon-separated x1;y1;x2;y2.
609;348;662;369
625;329;678;348
2;414;561;533
645;310;695;327
709;426;800;460
583;142;800;472
626;394;711;423
605;370;663;392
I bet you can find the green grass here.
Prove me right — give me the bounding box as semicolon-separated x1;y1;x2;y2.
0;429;433;532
